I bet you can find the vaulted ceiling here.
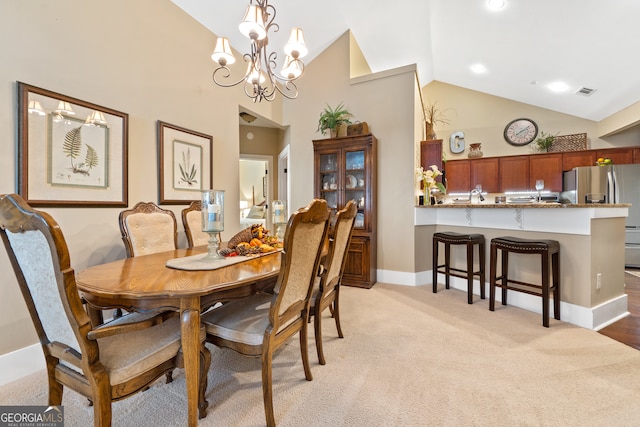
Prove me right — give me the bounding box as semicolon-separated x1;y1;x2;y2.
172;0;640;122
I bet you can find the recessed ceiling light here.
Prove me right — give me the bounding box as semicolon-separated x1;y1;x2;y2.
487;0;506;10
547;81;570;92
470;63;487;74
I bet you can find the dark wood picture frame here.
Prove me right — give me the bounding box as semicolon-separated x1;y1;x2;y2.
157;121;213;205
17;82;128;207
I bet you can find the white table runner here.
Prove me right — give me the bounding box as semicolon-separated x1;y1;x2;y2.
166;250;280;271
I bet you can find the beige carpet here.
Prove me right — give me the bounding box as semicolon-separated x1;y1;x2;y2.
2;284;640;426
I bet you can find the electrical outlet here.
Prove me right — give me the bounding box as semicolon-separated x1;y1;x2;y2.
596;273;602;290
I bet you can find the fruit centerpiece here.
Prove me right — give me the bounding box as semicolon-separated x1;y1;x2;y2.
218;224;282;257
596;157;613;166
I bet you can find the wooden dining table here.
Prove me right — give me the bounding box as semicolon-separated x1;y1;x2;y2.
76;246;281;427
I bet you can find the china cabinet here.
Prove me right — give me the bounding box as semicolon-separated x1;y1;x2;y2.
313;134;377;288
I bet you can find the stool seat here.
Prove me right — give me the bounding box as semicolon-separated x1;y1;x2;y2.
433;232;485;304
489;236;560;327
434;232;485;244
491;236;559;252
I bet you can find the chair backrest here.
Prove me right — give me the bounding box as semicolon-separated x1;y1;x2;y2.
321;200;357;295
181;201;210;248
0;194;94;367
271;199;330;326
119;202;178;257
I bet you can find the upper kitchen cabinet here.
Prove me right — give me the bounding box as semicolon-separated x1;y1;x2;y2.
563;150;597;171
499;155;530;192
444;160;470;193
470;158;499;193
529;153;563;192
596;147;634;165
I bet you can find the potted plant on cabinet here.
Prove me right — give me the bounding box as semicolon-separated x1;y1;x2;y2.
317;102;352;138
535;131;558;152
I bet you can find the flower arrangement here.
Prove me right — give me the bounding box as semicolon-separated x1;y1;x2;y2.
416;165;446;195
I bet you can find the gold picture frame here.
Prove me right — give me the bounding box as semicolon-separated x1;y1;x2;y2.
157;121;213;204
17;82;128;207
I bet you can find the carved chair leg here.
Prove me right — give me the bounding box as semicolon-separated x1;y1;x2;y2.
198;344;211;419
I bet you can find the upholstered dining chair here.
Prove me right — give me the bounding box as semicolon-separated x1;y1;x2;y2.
119;201;178;257
201;198;330;427
0;193;211;425
181;201;211;248
310;199;357;365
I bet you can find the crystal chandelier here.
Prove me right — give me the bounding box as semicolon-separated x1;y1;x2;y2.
211;0;308;102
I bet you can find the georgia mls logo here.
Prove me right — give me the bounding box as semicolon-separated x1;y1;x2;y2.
0;405;64;426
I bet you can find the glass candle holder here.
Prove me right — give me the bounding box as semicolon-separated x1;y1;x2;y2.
201;190;225;261
272;200;286;241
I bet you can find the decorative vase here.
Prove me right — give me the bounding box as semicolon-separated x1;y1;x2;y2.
422;186;433;205
425;122;437;140
329;128;338;138
468;143;483;158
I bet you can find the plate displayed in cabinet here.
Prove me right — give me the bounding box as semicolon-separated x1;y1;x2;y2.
346;175;357;189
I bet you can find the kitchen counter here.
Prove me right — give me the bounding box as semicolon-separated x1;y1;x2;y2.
414;204;629;330
416;202;631;209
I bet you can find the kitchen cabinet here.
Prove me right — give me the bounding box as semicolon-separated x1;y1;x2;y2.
443;160;470;193
596;147;634;165
470;158;499;193
499;156;529;192
313;134;377;288
443;145;639;195
420;139;443;173
562;151;596;171
529;153;563;192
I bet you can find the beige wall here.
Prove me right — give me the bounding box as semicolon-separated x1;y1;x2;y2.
0;0;284;355
283;32;421;274
423;81;640;161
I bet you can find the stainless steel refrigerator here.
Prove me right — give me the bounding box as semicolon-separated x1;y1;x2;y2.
562;164;640;267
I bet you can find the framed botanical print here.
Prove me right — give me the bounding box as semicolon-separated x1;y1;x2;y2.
17;82;128;207
157;121;213;204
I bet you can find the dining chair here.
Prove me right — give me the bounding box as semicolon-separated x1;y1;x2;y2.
0;193;211;425
201;198;330;427
310;199;357;365
181;201;211;248
119;201;178;257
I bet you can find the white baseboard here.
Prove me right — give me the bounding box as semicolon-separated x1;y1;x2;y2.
376;269;629;330
0;343;44;386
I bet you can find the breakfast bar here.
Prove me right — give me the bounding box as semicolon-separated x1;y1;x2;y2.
415;202;630;330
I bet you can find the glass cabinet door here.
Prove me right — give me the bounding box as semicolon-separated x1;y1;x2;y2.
344;149;366;230
319;152;339;210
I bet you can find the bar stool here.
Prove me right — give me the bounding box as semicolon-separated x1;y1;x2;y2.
489;236;560;327
432;232;486;304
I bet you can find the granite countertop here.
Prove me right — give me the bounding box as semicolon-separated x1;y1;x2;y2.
416;202;631;209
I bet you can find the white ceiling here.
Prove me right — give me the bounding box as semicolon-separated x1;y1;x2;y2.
172;0;640;122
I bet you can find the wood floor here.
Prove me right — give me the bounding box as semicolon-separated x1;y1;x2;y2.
598;269;640;351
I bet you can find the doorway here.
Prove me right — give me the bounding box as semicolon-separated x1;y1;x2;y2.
239;155;272;230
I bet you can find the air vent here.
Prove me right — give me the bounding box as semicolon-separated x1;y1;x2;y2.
575;87;597;96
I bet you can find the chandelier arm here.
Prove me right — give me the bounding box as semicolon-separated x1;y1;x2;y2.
264;2;278;34
273;80;299;100
212;66;250;88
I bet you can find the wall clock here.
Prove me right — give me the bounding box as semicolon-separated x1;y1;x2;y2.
449;131;465;154
503;118;538;146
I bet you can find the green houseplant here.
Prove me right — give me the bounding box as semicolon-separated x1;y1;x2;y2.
535;131;558;152
317;102;352;137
